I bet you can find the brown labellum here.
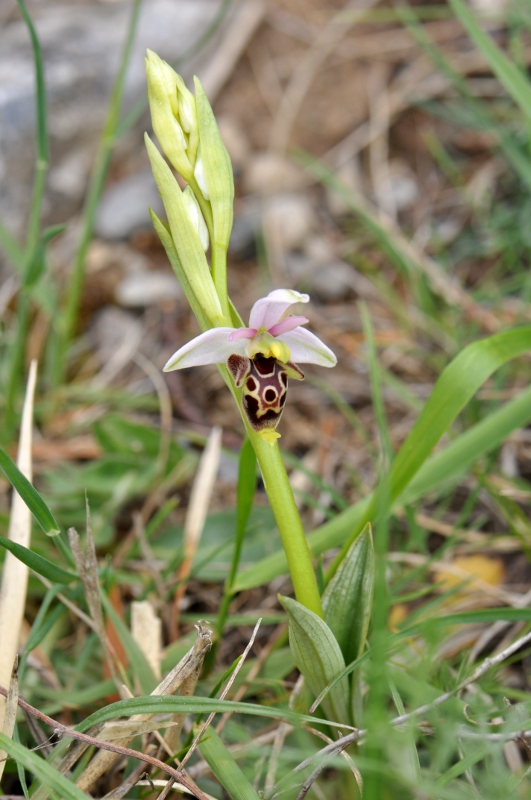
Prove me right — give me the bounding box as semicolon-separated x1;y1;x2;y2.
227;353;304;432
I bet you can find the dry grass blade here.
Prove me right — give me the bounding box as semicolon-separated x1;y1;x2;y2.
0;683;211;800
171;426;222;638
160;623;212;758
0;656;19;782
74;624;212;792
67;518;125;696
132;600;162;681
179;618;261;772
0;360;37;732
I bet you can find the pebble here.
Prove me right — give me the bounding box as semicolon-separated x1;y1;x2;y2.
115;270;181;307
228;199;262;259
95;169;163;240
387;159;419;212
311;260;359;301
262;193;315;251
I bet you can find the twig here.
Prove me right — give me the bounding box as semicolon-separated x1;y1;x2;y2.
0;684;210;800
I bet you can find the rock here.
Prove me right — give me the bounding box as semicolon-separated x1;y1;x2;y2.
95;169;163;240
311;261;359;301
243;152;305;194
89;306;143;364
262;193;315;251
387;159;418;212
284;252;318;285
115;270;180;307
0;0;219;236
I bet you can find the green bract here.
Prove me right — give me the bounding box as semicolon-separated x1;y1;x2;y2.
145;134;223;326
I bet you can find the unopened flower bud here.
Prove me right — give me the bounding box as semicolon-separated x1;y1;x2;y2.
193;78;234;251
193;149;210;201
183;186;209;252
175;74;199;166
145;50;193;181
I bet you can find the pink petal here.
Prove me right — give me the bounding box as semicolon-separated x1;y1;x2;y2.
268;316;309;337
228;327;257;342
249;289;310;330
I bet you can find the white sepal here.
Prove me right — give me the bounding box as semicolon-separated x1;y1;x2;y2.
163;328;246;371
278;327;337;367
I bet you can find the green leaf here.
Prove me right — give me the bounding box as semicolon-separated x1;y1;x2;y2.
198;727;261;800
235;327;531;590
322;523;374;665
0;734;91;800
279;595;350;724
0;537;76;584
0;447;60;535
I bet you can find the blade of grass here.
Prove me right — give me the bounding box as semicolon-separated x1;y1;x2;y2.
0;446;59;535
397;1;531;192
0;538;76;584
198;726;261;800
448;0;531;129
0;734;91;800
56;0;142;382
15;0;49;254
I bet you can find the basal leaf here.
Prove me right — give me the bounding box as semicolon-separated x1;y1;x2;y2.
279;595;350;725
322;523;374;665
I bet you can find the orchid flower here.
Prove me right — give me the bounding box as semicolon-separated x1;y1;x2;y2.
164;289;337;443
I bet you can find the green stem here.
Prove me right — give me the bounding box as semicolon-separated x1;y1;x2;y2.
251;434;324;618
211;244;231;321
217;364;323;618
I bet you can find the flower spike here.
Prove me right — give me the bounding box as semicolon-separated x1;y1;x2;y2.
164;290;336;440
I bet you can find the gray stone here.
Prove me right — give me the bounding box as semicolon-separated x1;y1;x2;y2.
311;261;359;301
95;168;163;240
229;198;262;258
115;269;180;307
0;0;218;237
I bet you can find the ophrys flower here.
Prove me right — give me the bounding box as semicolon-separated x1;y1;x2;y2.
164;289;336;442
